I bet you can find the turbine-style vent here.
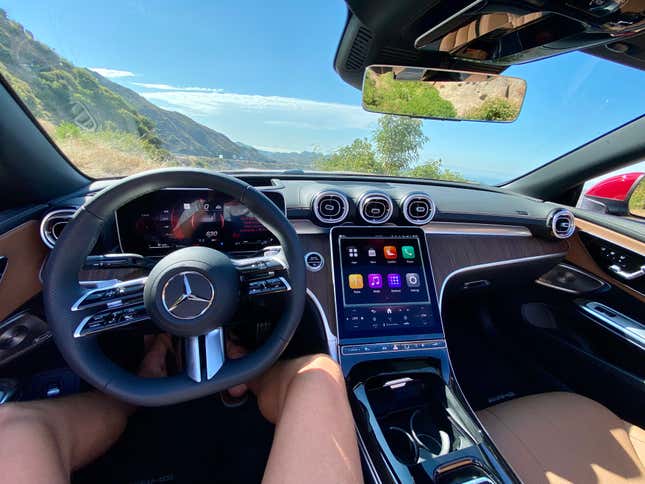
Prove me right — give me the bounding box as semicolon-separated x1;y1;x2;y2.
359;192;393;224
40;209;76;248
312;191;349;224
550;209;575;239
402;193;436;225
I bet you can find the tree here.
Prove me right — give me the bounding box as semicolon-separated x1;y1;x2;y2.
316;114;468;182
315;138;378;173
405;159;468;182
373;115;428;175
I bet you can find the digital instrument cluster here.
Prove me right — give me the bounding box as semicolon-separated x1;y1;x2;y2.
116;189;284;255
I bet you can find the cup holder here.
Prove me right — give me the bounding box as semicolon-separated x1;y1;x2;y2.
364;373;475;467
384;426;419;466
410;408;451;457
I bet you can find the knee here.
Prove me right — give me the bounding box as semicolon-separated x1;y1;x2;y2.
290;353;345;392
0;403;57;444
0;403;46;429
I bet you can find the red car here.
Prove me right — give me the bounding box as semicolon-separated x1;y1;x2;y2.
580;171;644;218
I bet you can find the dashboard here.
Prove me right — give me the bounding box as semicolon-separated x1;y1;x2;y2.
37;174;574;356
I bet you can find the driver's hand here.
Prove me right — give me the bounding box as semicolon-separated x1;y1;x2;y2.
138;334;174;378
137;333;250;401
226;337;250;398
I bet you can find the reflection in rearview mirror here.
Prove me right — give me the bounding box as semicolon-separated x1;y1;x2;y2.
362;66;527;122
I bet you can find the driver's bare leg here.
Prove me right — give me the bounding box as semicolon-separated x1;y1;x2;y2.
0;343;362;484
251;354;363;484
0;334;171;484
0;392;134;483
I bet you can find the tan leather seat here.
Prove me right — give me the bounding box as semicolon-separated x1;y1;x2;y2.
477;392;645;483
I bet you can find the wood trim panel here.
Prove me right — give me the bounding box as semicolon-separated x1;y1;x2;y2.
566;232;645;303
575;218;645;255
0;221;48;321
298;233;337;335
298;231;569;335
427;234;568;290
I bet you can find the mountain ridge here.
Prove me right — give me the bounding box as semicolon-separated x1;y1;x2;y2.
0;9;313;168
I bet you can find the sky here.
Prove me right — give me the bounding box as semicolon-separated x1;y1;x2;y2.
2;0;645;184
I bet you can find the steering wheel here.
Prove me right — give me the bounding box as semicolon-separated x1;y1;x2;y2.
43;169;306;406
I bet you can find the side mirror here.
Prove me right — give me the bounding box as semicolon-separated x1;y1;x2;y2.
628;177;645;218
580;172;644;217
362;65;526;122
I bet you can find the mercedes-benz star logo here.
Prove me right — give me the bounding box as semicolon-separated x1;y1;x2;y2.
161;271;215;320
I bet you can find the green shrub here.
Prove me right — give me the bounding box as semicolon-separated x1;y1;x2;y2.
467;98;519;121
54;121;82;139
628;180;645;217
364;71;457;119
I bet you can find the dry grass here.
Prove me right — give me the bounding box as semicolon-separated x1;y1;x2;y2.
39;119;171;178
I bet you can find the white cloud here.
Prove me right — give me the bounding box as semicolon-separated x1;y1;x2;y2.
131;82;223;92
88;67;135;78
255;145;307;153
133;83;376;130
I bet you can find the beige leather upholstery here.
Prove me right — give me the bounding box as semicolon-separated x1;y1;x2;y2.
439;12;543;52
477;392;645;483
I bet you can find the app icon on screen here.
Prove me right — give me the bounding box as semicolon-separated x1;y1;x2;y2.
383;246;397;259
405;273;421;288
347;247;358;258
401;245;416;259
348;274;364;289
387;273;402;288
368;248;376;257
367;274;382;289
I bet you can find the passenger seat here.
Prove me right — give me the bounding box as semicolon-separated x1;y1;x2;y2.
477;392;645;483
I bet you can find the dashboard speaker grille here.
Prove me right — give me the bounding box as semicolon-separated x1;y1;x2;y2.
402;193;436;225
40;209;77;248
312;191;349;224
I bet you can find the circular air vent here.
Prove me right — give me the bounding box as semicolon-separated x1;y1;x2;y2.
312;191;349;224
40;209;77;248
549;209;575;239
359;192;394;224
402;193;436;225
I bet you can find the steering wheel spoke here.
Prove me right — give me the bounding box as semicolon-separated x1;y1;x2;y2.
184;328;225;383
74;277;147;311
233;247;292;298
73;300;150;338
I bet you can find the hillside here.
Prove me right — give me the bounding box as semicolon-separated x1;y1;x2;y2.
94;75;271;161
0;9;311;172
0;10;160;146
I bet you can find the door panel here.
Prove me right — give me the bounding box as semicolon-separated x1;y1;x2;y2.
566;218;645;302
0;220;48;320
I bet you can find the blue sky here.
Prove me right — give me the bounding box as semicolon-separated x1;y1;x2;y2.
3;0;645;183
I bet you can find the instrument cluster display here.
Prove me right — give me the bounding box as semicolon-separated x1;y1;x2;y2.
116;189;284;255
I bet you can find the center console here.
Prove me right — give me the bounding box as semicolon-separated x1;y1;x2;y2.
330;227;516;483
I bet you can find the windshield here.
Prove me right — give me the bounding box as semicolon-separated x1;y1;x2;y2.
1;3;644;185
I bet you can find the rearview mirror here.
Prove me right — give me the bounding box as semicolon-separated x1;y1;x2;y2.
362;65;527;122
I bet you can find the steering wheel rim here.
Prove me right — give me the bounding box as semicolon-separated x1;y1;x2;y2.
43;168;306;406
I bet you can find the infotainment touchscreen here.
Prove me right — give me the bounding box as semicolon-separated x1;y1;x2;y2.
331;226;442;342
